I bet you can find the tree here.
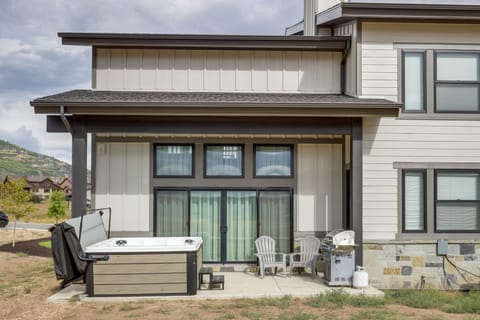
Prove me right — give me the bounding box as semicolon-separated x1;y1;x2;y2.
0;178;35;247
47;190;67;223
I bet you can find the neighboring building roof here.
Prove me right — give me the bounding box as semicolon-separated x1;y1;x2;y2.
58;33;350;51
316;2;480;26
31;90;400;116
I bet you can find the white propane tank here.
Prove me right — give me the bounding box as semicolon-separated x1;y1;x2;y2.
353;266;369;288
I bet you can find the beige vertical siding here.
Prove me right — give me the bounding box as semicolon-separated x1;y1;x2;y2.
94;48;341;93
363;118;480;240
296;144;343;232
94;143;150;232
334;21;357;97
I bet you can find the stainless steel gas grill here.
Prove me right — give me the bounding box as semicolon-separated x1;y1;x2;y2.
322;230;355;286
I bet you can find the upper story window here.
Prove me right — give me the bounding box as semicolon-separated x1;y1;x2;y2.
402;50;480;114
435;52;480;113
205;145;243;177
403;51;426;112
155;144;194;177
254;145;293;177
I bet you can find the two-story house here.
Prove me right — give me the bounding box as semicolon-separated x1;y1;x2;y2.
31;0;480;289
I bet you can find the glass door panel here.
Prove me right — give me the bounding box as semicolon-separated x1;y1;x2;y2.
259;191;291;254
226;191;257;261
190;191;221;262
155;190;188;236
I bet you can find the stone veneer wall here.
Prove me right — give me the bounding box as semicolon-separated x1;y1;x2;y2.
363;241;480;289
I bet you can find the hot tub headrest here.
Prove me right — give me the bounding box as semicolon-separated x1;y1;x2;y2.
65;212;108;250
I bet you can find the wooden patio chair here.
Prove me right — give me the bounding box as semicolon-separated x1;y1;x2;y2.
288;236;321;278
254;235;288;278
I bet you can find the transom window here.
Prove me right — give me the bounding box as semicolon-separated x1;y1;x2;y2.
254;145;293;177
154;144;194;177
205;145;243;177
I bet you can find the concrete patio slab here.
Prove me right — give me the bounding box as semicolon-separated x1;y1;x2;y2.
48;271;384;302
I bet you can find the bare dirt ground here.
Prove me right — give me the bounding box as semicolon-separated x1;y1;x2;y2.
0;229;478;320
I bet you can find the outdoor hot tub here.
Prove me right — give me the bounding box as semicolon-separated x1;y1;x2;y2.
84;237;203;296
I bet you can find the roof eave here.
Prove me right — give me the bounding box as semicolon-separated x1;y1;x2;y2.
59;33;350;51
316;3;480;26
31;101;400;118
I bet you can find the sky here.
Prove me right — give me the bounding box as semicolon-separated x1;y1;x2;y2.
0;0;302;164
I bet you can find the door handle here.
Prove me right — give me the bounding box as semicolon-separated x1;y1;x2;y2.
221;225;228;233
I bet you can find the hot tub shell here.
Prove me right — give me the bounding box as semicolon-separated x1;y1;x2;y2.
85;237;203;296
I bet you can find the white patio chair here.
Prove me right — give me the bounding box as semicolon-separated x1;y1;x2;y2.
288;236;321;278
254;235;288;278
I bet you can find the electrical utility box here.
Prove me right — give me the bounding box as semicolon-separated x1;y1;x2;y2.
437;239;448;256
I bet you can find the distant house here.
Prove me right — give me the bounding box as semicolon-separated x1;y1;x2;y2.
3;176;64;200
56;177;72;196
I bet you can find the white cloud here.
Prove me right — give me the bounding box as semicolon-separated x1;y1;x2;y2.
0;0;302;167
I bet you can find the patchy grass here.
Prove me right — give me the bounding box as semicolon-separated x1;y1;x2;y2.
119;302;144;312
15;252;28;257
305;290;385;309
276;312;318;320
386;289;480;314
350;309;398;320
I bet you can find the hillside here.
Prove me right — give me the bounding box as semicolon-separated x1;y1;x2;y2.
0;140;71;179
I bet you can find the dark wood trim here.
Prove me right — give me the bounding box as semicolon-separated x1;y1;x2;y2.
71;118;87;218
350;118;362;266
59;33;350;51
47;116;356;135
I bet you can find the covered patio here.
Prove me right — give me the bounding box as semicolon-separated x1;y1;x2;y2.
49;271;384;303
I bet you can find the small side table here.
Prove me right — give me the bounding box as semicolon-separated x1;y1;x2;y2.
198;267;213;289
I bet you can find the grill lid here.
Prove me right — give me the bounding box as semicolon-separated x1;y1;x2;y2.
325;229;355;246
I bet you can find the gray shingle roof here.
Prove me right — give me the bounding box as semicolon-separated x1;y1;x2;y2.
31;90;400;108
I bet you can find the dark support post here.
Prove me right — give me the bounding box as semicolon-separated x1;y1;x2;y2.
351;118;363;266
72;119;87;218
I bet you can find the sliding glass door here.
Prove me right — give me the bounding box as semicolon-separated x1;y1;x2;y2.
190;191;221;261
226;191;257;262
155;189;291;263
259;190;291;254
155;190;188;236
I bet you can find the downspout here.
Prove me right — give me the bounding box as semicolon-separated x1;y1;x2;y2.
340;40;351;95
60;105;72;132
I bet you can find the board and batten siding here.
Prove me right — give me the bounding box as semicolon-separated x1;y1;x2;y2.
334;21;357;97
94;142;150;233
361;22;480;101
363;118;480;240
94;48;341;93
296;144;343;233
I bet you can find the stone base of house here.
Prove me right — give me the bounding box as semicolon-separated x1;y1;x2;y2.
363;241;480;289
